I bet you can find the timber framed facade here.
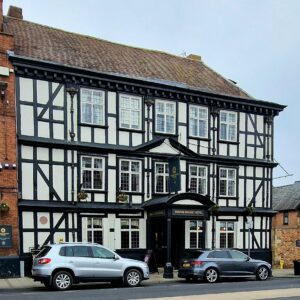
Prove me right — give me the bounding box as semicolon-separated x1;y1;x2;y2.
0;3;285;275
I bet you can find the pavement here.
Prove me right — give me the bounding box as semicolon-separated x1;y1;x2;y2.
0;268;297;290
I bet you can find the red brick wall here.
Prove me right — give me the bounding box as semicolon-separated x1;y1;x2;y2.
272;211;300;268
0;26;19;256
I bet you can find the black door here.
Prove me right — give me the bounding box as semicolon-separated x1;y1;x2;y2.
171;219;185;269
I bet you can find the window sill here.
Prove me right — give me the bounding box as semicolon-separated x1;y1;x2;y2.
188;136;211;141
118;128;145;133
79;123;108;129
218;140;239;145
119;191;144;195
83;190;107;194
153;132;178;137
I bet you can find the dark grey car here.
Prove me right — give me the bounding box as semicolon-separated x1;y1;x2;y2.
178;249;272;283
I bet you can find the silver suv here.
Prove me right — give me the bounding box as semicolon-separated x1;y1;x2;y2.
32;243;149;290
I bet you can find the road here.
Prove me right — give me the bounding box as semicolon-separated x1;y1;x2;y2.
0;277;300;300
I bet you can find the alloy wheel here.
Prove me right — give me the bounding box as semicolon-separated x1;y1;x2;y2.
126;270;141;287
257;266;269;280
54;272;72;290
205;268;218;283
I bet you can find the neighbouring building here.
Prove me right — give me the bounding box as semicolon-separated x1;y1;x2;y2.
272;181;300;268
0;2;285;276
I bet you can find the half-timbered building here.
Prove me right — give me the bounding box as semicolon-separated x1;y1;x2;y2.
1;4;285;273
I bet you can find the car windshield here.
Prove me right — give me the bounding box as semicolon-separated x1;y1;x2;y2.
182;251;203;260
35;246;51;258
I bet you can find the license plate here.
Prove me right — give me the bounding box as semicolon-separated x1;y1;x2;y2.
182;263;190;268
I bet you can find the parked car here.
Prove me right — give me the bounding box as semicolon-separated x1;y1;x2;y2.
178;249;271;283
32;242;149;290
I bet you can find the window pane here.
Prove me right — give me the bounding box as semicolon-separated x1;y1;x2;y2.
166;103;174;114
94;158;102;169
121;219;129;229
166;115;174;133
190;119;197;136
228;113;236;123
82;170;92;189
227;233;234;248
73;246;90;257
131;173;140;191
131;219;139;229
156;175;164;193
93;171;103;189
228;124;236;141
220;169;227;178
190;107;197;118
228;180;235;196
190;166;197;176
220;179;227;196
199;178;206;195
93;231;103;245
131;231;139;248
156;102;164;113
93;218;102;228
121;173;129;191
227;222;234;231
190;232;197;248
82;103;92;123
220;123;227;140
82;157;92;168
156;114;165;132
228;170;235;179
121;161;129;171
220;233;226;248
121;232;129;248
156;163;165;173
190;178;197;193
190;220;197;230
131;161;140;172
199;120;206;137
220;112;227;122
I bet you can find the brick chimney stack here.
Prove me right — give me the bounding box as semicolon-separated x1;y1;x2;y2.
7;5;23;19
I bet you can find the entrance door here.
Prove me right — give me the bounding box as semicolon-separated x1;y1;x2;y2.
171;219;185;268
151;219;167;267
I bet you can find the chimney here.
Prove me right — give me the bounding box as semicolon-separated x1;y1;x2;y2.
187;54;202;62
7;5;23;19
0;0;3;31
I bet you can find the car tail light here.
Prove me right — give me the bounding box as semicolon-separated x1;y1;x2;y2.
191;260;204;267
37;258;51;265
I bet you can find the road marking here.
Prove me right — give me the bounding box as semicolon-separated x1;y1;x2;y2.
130;288;300;300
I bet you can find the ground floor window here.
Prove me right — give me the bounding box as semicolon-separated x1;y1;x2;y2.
189;220;204;249
87;217;103;245
219;221;234;248
121;218;140;248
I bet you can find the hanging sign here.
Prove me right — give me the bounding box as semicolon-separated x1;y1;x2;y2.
0;225;12;248
168;157;181;193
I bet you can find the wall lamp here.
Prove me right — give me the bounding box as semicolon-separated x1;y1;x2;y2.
0;81;8;101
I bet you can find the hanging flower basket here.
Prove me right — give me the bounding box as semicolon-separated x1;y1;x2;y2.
0;202;10;212
245;205;255;216
117;193;129;204
210;204;220;215
77;191;88;201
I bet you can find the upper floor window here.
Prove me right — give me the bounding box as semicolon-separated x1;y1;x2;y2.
155;100;176;134
155;162;169;193
189;165;207;195
283;211;289;225
81;156;104;190
219;221;235;248
219;167;236;197
120;160;141;192
81;88;105;125
119;94;142;130
189;106;208;138
121;218;140;248
220;111;237;142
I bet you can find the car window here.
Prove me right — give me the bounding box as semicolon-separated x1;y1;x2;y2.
91;246;115;259
73;246;90;257
35;246;51;258
210;251;231;259
230;250;248;260
183;251;203;260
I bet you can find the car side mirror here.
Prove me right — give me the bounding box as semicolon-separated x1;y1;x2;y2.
246;256;250;261
114;255;119;260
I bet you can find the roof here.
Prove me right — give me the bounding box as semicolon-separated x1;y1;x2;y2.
272;181;300;211
3;16;252;99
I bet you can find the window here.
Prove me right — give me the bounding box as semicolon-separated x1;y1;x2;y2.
121;219;140;248
119;94;142;130
91;246;115;259
189;165;207;195
230;250;248;260
81;156;104;190
120;160;141;192
87;217;103;245
220;111;237;142
219;221;235;248
190;220;204;249
81;88;105;125
219;168;236;197
208;250;231;259
60;246;91;257
155;100;176;134
283;211;289;225
155;162;169;193
189;106;208;138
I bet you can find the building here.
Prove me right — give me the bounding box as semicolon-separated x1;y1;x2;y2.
272;182;300;268
0;2;285;276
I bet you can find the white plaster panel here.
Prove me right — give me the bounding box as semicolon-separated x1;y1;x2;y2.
178;102;186;123
38;121;50;138
239;165;244;176
239;113;246;131
206;220;212;249
94;193;105;202
248;135;254;144
119;131;130;146
256;167;263;178
247;146;254;159
68;212;77;228
53;149;64;162
108;92;116;114
37;80;49;104
37;107;49;119
80;126;91;143
132;195;142;204
219;199;226;206
21;145;33;160
181;175;186;192
185;221;190;249
229;145;237;157
20;105;34;136
132;133;142;146
114;218;121;249
108;117;117;144
238;180;244;207
53;123;64;140
22;163;33;199
188;140;197;153
139;218;146;248
53;213;65;229
257;147;263;159
247;166;254;177
94;128;106;144
228;200;236;207
180;160;186;172
257;115;264;134
68;150;77;164
246;182;254;205
53;166;64;200
107;214;116;249
37;147;49;161
178;126;187;147
38;232;50;246
53;110;64;121
19;77;33;102
37;212;50;229
219;144;227;156
108;169;116;203
236;217;244;248
199;141;209;155
53;85;64;107
22;212;34;228
108;154;116;167
37;164;49;200
248;114;255;132
23;232;34;253
149;139;180;154
239;134;246;157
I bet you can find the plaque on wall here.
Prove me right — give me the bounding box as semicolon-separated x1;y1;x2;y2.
0;225;12;248
296;240;300;247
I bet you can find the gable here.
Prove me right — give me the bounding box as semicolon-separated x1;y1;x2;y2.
148;139;183;155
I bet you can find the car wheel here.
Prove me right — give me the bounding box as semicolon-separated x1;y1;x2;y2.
256;266;269;281
204;268;218;283
52;270;73;291
124;269;142;287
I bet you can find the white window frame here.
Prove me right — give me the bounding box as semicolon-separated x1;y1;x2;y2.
86;217;103;244
189;105;208;138
219;110;237;142
119;94;142;130
189;165;208;195
219;167;236;197
155;162;169;194
81;88;105;125
119;159;142;192
155;100;176;134
189;220;204;249
81;156;105;191
218;221;235;248
120;218;140;249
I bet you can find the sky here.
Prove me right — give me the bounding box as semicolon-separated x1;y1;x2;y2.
3;0;300;187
